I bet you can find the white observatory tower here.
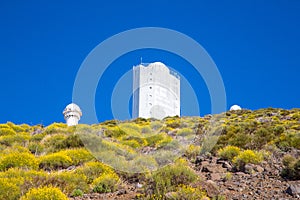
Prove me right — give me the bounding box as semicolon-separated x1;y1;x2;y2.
63;103;82;126
132;62;180;120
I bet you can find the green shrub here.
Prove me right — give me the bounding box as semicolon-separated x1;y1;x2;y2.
20;186;68;200
75;161;114;183
0;132;30;146
42;134;67;152
281;155;300;180
233;150;263;170
121;139;141;148
223;172;233;181
141;126;153;134
50;171;89;195
252;128;275;148
149;158;198;196
71;189;84;197
276;131;300;150
61;134;84;148
101;119;118;127
118;123;141;136
273;125;285;135
228;133;252;149
39;152;72;170
0;178;21;200
104;127;126;138
177;128;194;137
28;142;44;155
282;154;296;168
150;121;163;131
166;184;208;200
30;132;46;142
127;155;158;172
121;135;147;148
218;145;241;161
146;133;167;147
0;152;38;171
291;132;300;149
92;172;120;193
185;144;201;160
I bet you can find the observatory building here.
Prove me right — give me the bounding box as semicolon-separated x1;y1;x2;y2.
230;105;242;111
63;103;82;126
132;62;180;120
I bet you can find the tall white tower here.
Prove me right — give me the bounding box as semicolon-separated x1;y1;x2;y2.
63;103;82;126
132;62;180;119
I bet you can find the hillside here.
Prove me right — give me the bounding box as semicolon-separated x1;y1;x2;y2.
0;108;300;199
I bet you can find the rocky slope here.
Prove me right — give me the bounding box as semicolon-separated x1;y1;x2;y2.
71;150;300;199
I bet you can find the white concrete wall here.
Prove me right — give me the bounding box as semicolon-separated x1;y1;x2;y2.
64;111;81;126
132;62;180;119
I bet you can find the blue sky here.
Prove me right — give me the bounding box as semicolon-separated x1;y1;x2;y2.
0;1;299;125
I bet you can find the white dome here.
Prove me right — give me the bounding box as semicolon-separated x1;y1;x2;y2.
230;105;242;111
149;62;169;73
152;62;165;65
63;103;82;116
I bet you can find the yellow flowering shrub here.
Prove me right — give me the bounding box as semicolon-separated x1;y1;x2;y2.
0;152;38;171
217;145;241;161
0;178;21;200
121;135;147;148
0;168;48;195
121;139;141;148
92;172;120;193
145;133;172;147
50;171;89;195
0;124;10;129
0;127;16;136
61;148;94;165
0;132;30;146
170;184;209;200
233;150;263;170
149;158;198;196
20;186;68;200
7;122;26;132
75;161;114;183
38;152;72;170
104;126;127;138
1;144;31;154
44;123;68;135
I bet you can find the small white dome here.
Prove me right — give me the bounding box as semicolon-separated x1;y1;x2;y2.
230;105;242;111
63;103;82;116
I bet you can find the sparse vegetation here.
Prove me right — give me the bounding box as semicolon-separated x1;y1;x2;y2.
0;108;299;198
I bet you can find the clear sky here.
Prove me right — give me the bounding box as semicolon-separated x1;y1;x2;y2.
0;1;299;125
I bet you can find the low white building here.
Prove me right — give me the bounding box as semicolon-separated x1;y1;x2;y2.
63;103;82;126
132;62;180;119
